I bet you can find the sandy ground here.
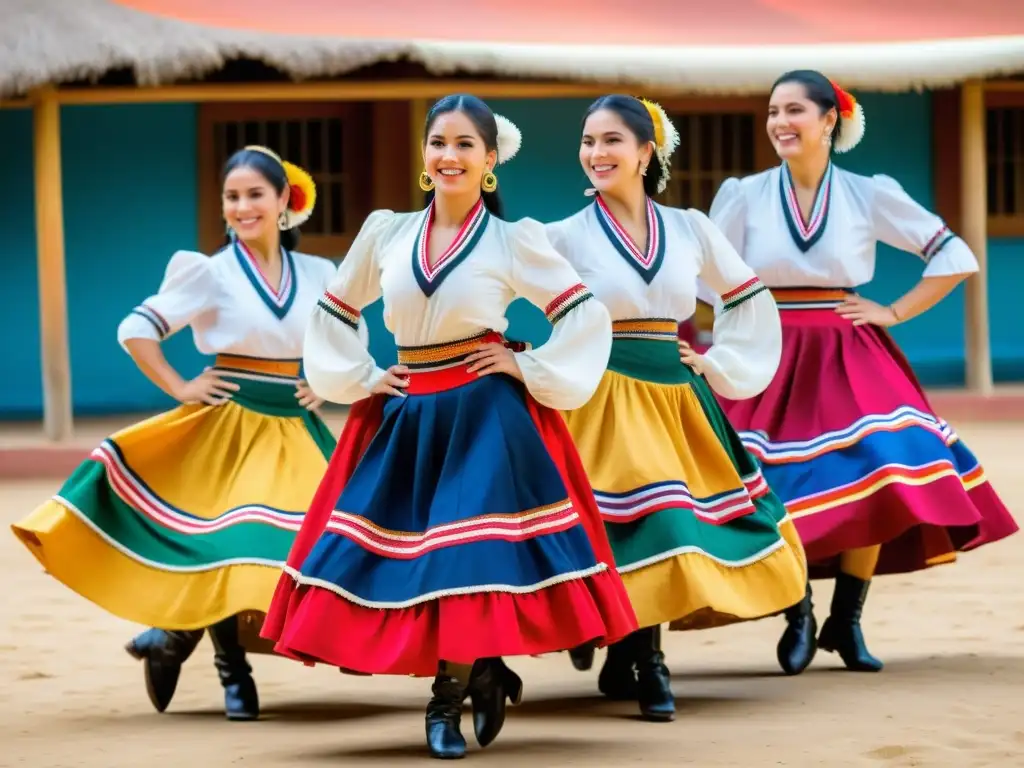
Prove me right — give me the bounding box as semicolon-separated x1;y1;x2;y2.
2;422;1022;768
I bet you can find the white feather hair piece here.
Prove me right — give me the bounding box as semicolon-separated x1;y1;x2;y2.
833;101;866;154
493;113;522;164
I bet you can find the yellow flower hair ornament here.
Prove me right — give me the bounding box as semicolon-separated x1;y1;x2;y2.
639;99;680;194
245;145;317;229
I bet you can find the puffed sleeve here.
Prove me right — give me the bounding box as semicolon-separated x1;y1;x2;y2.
871;174;979;277
303;210;392;404
701;177;748;307
687;209;781;400
312;254;371;350
508;218;612;410
116;250;216;350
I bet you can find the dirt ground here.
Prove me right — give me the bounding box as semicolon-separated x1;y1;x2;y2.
2;422;1022;767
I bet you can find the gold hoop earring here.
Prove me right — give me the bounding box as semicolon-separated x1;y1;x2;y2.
481;170;498;193
418;171;435;192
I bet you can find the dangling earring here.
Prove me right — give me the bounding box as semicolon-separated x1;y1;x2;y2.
481;170;498;193
418;171;435;192
225;221;235;241
640;163;649;177
822;129;833;148
278;210;289;230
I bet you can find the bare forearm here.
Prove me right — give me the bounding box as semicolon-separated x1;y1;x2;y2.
123;338;186;400
890;274;967;324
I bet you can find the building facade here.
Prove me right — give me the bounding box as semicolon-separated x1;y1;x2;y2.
2;89;1023;417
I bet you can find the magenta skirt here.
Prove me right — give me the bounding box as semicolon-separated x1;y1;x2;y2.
703;288;1017;578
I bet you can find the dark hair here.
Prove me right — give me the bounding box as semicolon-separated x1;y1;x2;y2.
422;94;505;218
222;148;301;251
770;69;843;151
583;95;664;198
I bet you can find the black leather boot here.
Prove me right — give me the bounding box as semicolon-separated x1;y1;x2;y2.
426;665;467;760
818;573;883;672
467;658;523;748
208;617;260;720
634;626;675;722
597;637;638;700
568;643;595;671
777;583;818;675
124;627;204;713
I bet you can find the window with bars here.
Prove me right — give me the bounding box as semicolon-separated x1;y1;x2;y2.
198;103;373;257
658;111;763;212
986;106;1024;226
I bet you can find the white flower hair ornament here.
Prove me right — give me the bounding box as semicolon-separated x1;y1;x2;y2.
493;113;522;164
639;99;680;194
828;79;866;154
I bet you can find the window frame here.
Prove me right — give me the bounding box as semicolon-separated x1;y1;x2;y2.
984;90;1024;238
932;86;1024;238
655;97;778;212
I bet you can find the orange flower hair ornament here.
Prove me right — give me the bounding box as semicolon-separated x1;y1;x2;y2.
828;81;866;154
245;145;317;228
639;98;680;193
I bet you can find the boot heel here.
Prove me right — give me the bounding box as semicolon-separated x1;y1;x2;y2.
503;665;523;706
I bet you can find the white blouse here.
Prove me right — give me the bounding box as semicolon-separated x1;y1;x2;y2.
709;163;979;288
304;202;612;410
546;197;781;401
117;243;368;358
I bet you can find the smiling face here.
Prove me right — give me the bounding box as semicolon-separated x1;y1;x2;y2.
580;108;653;198
222;165;287;243
767;81;837;161
423;110;497;198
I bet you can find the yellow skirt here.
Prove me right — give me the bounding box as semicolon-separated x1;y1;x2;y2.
562;331;807;631
11;357;335;645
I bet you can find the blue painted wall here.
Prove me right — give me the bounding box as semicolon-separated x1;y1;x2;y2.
1;94;1021;418
0;104;205;418
0;109;39;416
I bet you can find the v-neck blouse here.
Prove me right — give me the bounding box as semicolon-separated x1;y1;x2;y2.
302;207;612;410
708;164;979;288
547;199;782;401
117;244;345;359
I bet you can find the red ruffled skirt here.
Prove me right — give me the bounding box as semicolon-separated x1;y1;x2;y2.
699;289;1017;577
261;333;637;675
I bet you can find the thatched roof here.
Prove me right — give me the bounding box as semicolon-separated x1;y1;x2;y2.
3;0;1024;99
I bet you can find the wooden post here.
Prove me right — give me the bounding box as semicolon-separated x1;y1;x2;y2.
32;86;74;440
409;99;428;208
959;81;993;394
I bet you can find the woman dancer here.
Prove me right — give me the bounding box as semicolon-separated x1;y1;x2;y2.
12;146;344;720
552;95;808;720
696;70;1017;675
260;94;636;759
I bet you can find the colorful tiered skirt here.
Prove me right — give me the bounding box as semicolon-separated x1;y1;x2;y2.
710;288;1018;577
261;332;637;676
561;320;808;631
11;355;335;648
